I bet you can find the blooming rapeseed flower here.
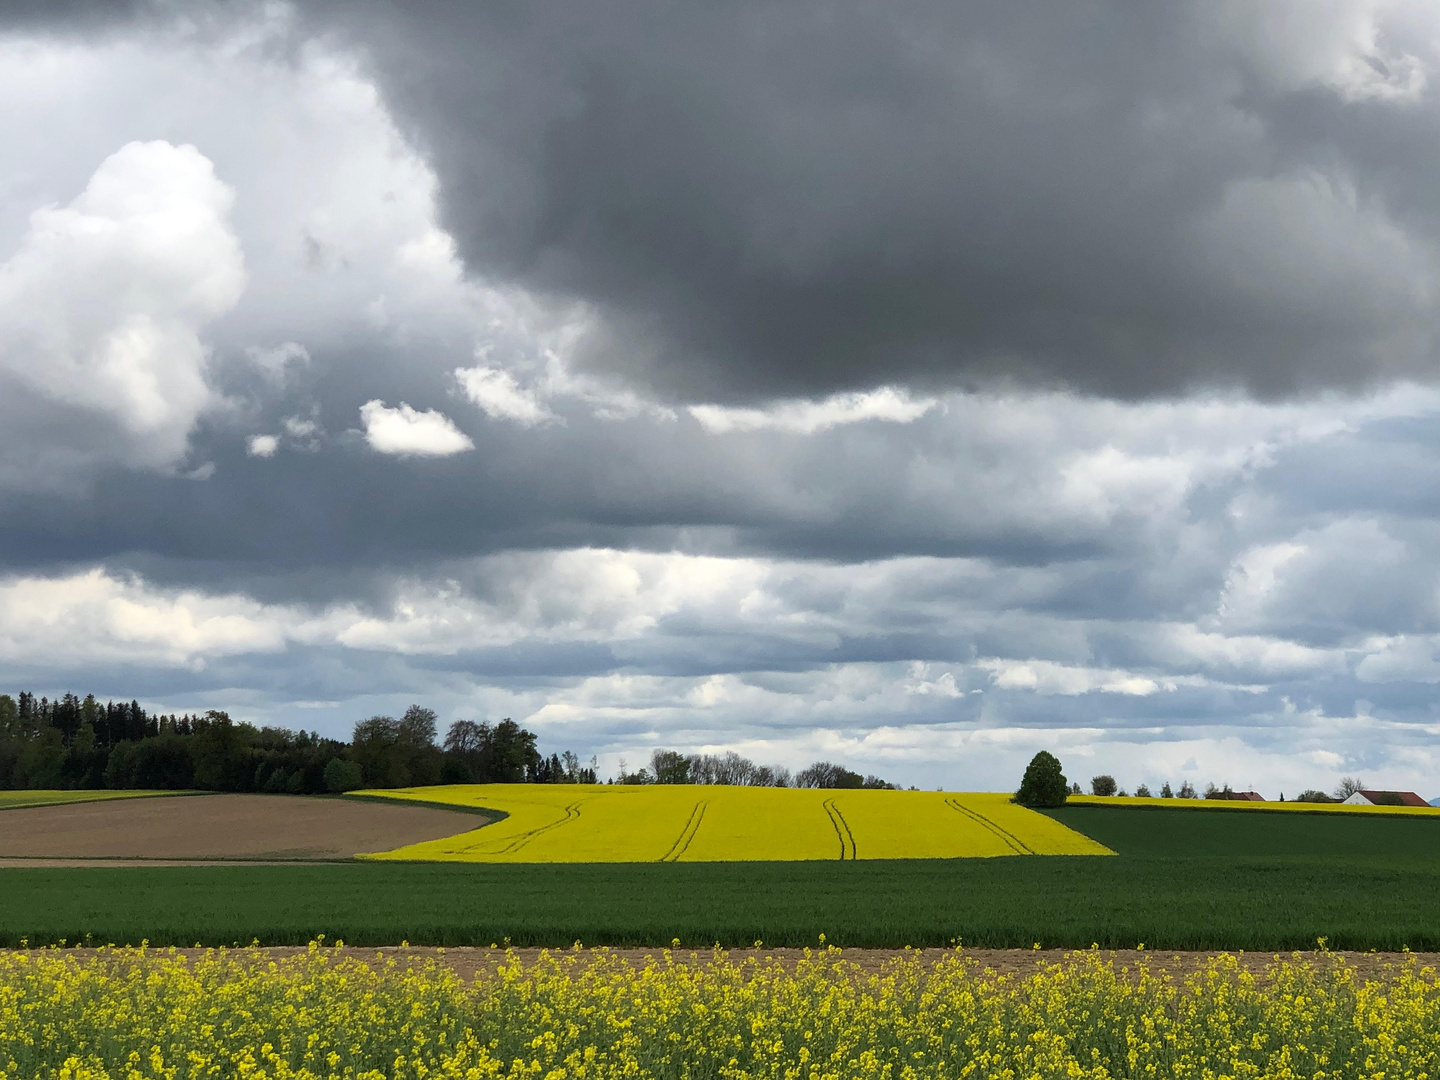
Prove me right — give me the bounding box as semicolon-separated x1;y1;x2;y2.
1;941;1437;1078
360;785;1112;861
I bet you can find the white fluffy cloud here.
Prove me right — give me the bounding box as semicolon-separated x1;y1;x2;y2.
1356;635;1440;682
0;140;243;474
1;545;1437;793
689;387;937;435
1213;0;1432;101
0;568;288;668
359;400;474;457
978;659;1173;697
454;363;558;425
0;548;1404;682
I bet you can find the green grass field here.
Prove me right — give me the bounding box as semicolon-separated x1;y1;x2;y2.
1042;800;1440;857
0;790;187;811
1;851;1436;951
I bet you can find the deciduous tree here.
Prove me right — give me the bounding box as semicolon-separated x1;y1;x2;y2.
1015;751;1068;808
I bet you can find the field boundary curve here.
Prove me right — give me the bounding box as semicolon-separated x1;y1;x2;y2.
823;799;857;860
946;798;1034;855
493;800;587;855
344;792;507;823
0;791;206;812
661;801;708;862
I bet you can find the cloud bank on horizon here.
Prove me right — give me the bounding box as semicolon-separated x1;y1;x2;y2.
0;0;1436;794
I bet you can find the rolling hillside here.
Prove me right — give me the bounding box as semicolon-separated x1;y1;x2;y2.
353;784;1112;861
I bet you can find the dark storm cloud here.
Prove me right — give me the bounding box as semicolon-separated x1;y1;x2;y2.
2;0;1439;793
0;418;1086;604
303;0;1440;402
0;0;148;29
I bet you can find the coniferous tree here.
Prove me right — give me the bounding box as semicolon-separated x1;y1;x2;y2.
0;688;588;795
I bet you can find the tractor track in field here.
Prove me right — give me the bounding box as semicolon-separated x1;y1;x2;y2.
491;800;588;855
945;798;1035;855
822;799;856;860
660;800;708;862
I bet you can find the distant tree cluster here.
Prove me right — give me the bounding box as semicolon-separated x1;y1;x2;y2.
1066;774;1372;803
1290;777;1364;803
0;692;346;794
794;760;896;790
0;691;589;795
441;716;597;786
1012;754;1284;808
619;749;896;789
1081;776;1195;798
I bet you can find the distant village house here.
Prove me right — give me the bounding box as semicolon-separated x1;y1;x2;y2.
1341;789;1430;807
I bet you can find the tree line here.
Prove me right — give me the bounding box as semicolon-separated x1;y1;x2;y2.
1013;754;1383;807
617;749;898;789
0;690;897;795
1083;773;1366;802
0;692;591;795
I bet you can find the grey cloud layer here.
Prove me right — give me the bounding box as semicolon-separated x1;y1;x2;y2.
312;0;1440;400
0;4;1437;793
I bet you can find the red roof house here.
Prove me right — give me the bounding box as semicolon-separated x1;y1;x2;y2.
1343;790;1430;807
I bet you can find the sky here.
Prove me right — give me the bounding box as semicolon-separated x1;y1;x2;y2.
0;0;1437;796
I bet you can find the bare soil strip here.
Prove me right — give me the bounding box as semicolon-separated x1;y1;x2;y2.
0;858;356;867
7;946;1434;983
0;794;486;860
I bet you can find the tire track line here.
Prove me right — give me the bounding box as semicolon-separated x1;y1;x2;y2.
494;800;586;854
823;798;857;860
945;797;1034;855
660;800;708;862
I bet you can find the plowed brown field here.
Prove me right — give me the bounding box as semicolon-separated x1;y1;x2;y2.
0;793;484;862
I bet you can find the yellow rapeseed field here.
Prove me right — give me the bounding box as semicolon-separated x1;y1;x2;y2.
354;785;1112;861
3;942;1438;1079
1067;794;1440;817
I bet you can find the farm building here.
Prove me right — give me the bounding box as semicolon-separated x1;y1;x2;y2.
1229;791;1265;801
1342;790;1430;807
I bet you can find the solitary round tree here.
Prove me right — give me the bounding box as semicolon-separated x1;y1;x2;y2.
1014;750;1069;808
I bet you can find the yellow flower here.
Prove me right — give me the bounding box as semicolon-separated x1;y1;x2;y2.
2;939;1437;1078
